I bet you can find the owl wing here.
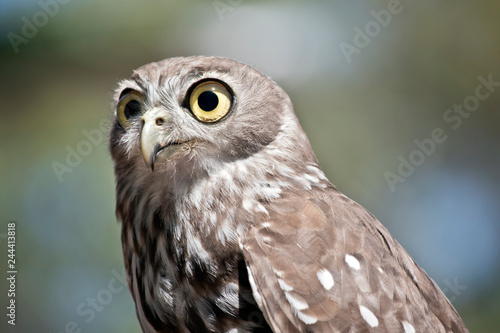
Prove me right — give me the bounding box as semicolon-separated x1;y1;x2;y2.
241;185;468;332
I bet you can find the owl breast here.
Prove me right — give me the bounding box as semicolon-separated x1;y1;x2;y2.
123;207;272;332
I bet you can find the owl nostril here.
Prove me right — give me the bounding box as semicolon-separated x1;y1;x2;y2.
155;118;164;126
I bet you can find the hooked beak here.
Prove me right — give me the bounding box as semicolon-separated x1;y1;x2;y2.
141;109;184;171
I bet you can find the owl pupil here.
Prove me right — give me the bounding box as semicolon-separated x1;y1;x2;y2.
198;91;218;111
124;100;142;119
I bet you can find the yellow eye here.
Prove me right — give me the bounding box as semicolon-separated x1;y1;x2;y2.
189;81;233;122
117;90;144;129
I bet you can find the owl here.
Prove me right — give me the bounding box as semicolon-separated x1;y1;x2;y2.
109;56;468;332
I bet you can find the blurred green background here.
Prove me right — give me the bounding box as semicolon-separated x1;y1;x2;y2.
1;0;499;332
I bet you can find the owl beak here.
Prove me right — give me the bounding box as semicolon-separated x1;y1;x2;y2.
141;110;173;171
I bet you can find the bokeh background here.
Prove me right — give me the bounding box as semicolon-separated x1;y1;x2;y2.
1;0;499;332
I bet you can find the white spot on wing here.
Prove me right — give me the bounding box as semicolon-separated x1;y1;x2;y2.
242;198;269;216
402;321;416;333
277;278;293;291
255;203;269;215
359;305;379;328
303;173;319;183
316;269;334;290
377;267;384;273
297;310;318;325
297;177;312;190
345;254;361;270
262;236;272;243
260;185;282;199
306;165;328;180
285;292;308;311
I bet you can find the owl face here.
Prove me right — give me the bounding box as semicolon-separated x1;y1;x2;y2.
109;56;294;179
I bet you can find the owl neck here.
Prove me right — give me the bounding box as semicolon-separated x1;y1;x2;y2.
171;130;326;246
118;113;328;259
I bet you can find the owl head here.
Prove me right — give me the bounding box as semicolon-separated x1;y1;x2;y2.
109;56;317;189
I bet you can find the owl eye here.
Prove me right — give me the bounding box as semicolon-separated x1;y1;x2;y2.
117;90;144;129
189;81;233;123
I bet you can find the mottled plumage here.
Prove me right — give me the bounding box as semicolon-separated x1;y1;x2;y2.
109;56;468;332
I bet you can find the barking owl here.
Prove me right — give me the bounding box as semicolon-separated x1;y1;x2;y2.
109;56;468;332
